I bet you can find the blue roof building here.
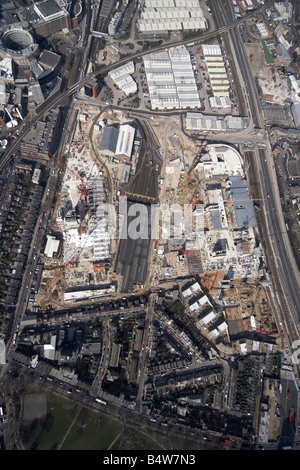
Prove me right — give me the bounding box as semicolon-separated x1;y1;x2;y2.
229;176;256;227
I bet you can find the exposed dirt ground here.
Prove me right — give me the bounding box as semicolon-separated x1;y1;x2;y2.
244;43;289;102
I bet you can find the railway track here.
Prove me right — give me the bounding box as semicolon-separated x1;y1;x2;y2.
0;0;275;173
88;0;111;64
124;118;162;203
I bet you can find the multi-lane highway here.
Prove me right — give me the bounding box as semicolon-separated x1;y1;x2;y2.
221;0;300;341
0;0;295;348
257;147;300;325
0;0;275;174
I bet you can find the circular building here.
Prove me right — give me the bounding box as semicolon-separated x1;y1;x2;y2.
0;26;39;65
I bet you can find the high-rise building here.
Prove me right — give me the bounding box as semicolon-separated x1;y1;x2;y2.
84;78;101;98
31;0;71;39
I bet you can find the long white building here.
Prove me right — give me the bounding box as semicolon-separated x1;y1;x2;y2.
138;0;207;34
185;112;249;132
143;46;201;109
115;123;135;162
202;44;230;97
108;61;137;95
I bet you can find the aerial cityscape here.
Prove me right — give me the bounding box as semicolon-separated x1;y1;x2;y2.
0;0;300;454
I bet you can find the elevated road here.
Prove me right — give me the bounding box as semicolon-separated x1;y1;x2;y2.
0;0;275;174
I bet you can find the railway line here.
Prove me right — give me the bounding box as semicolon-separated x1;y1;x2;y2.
0;0;275;175
124;118;162;204
219;0;300;372
88;0;114;64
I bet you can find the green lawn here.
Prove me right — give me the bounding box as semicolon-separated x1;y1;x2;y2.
20;390;162;450
22;394;82;450
261;40;274;65
61;407;123;450
20;388;212;450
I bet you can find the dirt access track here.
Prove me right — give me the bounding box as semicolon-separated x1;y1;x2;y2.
244;42;289;102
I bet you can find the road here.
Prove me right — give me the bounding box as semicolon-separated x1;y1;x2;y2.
220;0;300;350
136;293;156;412
0;0;275;175
257;148;300;324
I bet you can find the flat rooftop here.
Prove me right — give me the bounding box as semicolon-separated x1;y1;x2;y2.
39;49;61;68
116;202;152;292
35;0;63;19
17;7;40;23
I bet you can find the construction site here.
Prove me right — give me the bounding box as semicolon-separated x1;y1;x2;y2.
36;105;117;308
32;99;271;323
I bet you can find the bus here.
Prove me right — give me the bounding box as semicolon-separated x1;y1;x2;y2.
95;398;106;405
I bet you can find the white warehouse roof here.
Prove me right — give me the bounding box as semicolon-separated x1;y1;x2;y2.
185;112;249;132
108;61;135;80
138;0;207;33
144;46;201;109
115;124;135;158
44;235;60;257
198;310;216;326
108;61;137;96
142;8;205;19
145;0;200;6
210;96;232;108
201;44;230;97
202;44;222;56
182;287;192;297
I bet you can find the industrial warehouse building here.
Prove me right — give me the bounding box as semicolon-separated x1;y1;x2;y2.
44;235;60;258
185;112;249;133
137;0;207;34
201;44;230;97
115;124;135;163
143;46;201;109
108;61;137;96
99;125;119;157
99;123;135;162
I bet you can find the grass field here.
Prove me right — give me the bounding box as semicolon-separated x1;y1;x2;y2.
20;386;213;450
22;394;83;450
20;389;165;450
261;40;274;65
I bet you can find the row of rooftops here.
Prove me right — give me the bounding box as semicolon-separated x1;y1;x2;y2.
185;112;249;132
180;279;228;336
143;46;201;109
13;0;68;25
138;0;207;33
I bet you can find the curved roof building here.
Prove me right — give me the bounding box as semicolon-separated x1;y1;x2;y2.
0;26;39;65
